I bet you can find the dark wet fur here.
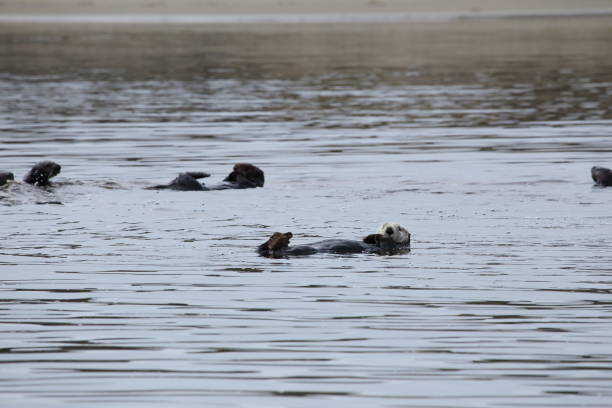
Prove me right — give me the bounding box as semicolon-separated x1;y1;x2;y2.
23;161;61;187
0;172;14;186
258;232;293;254
591;166;612;187
221;163;265;189
148;172;210;191
148;164;264;191
258;232;410;258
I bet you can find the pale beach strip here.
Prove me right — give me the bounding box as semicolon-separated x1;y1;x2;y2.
1;0;612;24
1;9;612;24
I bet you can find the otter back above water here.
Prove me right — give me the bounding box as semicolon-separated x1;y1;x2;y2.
1;17;612;408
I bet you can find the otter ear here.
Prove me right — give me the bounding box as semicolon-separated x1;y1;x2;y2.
363;234;381;245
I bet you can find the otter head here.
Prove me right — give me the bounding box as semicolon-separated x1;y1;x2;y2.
258;232;292;257
23;161;61;187
0;172;15;186
591;166;612;186
224;163;265;188
377;222;411;245
363;222;411;251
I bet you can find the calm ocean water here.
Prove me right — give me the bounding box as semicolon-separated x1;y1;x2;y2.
1;18;612;407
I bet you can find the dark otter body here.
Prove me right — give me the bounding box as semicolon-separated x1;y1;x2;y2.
149;164;264;191
284;239;381;256
0;172;14;186
258;232;410;258
592;166;612;187
149;172;210;191
23;161;61;187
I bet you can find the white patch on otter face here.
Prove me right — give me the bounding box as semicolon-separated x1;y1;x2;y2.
376;222;410;244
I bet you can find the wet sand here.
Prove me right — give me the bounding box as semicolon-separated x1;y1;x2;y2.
2;17;612;81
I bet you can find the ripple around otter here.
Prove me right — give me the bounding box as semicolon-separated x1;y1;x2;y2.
1;17;612;408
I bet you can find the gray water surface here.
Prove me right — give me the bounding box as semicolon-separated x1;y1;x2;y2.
1;18;612;407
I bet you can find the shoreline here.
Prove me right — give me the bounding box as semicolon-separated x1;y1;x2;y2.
2;0;612;24
1;9;612;24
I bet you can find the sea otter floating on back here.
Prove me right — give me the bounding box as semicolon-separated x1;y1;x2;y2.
148;163;264;191
258;223;411;257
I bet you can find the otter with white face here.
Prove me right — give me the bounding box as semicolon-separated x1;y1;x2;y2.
258;222;411;257
376;222;410;245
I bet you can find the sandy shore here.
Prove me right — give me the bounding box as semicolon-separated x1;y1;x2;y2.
2;0;612;18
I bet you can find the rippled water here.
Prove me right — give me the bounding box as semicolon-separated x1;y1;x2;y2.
1;18;612;407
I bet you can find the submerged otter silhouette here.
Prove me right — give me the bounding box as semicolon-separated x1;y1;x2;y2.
591;166;612;187
258;223;411;257
148;163;264;191
0;161;61;187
